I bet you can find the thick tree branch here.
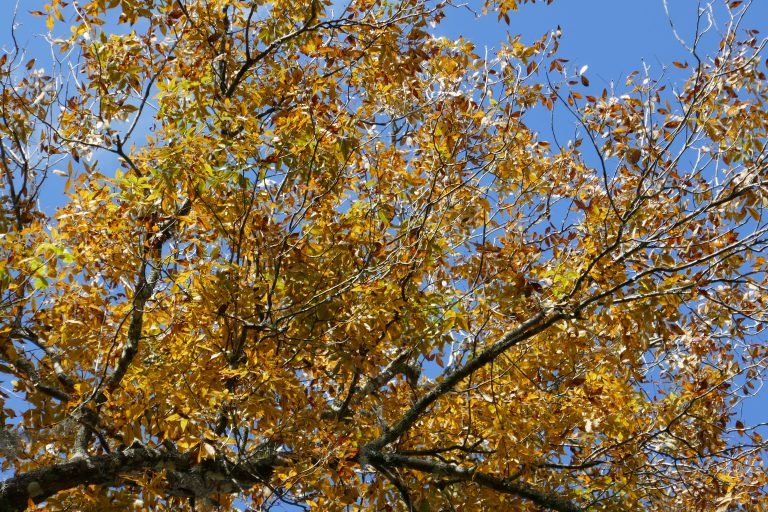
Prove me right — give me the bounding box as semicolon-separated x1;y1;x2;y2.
73;198;193;456
104;197;192;395
364;310;561;452
365;451;583;512
0;443;277;511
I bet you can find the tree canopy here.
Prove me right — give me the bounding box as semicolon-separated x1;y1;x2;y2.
1;0;767;510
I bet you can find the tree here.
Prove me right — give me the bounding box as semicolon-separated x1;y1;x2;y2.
1;0;767;509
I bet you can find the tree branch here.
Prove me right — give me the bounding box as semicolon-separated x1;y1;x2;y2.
0;443;277;511
365;451;583;512
11;327;75;392
104;197;192;394
74;198;193;455
0;346;70;402
364;310;560;452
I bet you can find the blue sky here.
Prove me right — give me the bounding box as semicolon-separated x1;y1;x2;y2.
442;0;768;84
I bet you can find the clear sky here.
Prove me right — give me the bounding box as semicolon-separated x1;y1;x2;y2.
441;0;768;85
